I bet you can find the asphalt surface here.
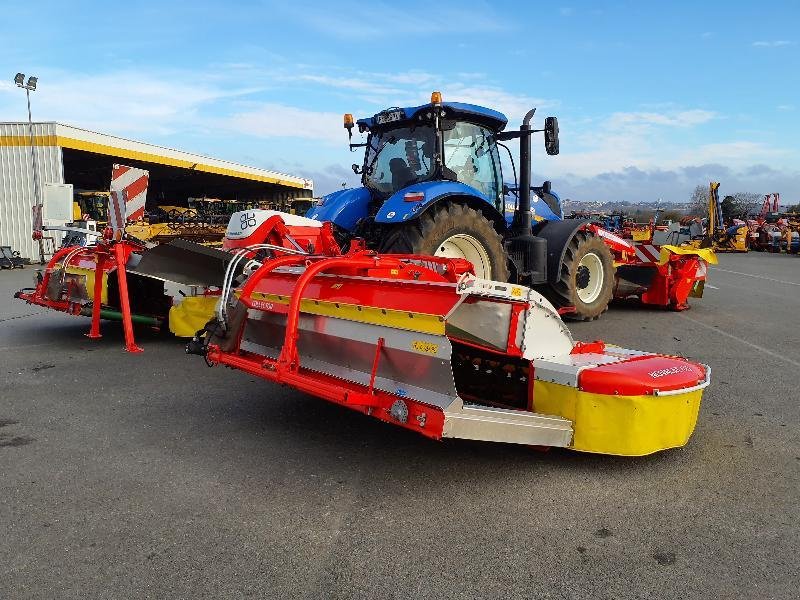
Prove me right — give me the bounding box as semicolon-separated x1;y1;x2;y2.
1;253;798;600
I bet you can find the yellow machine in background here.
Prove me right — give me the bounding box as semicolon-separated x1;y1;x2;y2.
69;192;314;246
70;193;229;245
685;182;748;253
73;191;110;223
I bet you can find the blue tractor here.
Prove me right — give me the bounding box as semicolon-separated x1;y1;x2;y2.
307;92;615;320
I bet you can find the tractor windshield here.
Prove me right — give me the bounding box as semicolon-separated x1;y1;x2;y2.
442;121;502;201
364;126;436;197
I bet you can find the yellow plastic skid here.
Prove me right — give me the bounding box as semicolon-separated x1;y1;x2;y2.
533;380;703;456
168;296;220;337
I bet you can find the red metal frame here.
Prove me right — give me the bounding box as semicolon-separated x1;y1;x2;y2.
113;242;144;353
586;221;708;311
206;346;446;439
16;239;147;352
207;251;486;439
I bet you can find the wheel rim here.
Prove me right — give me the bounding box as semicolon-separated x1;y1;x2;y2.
435;234;492;278
575;252;604;304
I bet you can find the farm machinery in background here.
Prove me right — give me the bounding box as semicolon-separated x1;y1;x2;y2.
747;193;799;253
69;191;241;247
66;166;301;248
681;182;749;253
567;210;669;243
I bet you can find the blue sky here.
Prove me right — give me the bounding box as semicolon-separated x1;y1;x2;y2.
1;0;798;202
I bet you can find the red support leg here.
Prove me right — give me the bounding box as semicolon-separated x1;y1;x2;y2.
86;247;106;339
113;243;143;353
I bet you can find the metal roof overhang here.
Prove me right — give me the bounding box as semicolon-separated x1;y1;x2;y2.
0;122;312;190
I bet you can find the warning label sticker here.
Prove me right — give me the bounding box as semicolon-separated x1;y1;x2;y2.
411;340;439;355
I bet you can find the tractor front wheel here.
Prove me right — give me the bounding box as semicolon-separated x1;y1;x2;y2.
549;231;614;320
379;203;509;281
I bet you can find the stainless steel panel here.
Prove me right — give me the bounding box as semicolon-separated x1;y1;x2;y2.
240;310;460;410
446;299;512;350
442;401;573;446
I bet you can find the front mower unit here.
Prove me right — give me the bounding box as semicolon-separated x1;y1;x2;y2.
199;249;710;456
14;238;232;351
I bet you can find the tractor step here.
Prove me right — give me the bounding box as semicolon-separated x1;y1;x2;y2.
442;402;573;447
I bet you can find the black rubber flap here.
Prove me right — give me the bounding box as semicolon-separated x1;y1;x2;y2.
129;239;233;287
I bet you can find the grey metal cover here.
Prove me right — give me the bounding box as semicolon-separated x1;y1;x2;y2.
129;239;234;287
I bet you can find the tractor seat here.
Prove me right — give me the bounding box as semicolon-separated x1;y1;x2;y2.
390;158;415;189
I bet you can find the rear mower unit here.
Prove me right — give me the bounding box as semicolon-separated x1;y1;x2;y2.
189;243;710;456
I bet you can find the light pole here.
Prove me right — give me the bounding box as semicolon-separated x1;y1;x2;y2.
15;72;43;262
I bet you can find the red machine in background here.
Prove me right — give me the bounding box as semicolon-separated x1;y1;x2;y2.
579;217;714;312
748;193;799;253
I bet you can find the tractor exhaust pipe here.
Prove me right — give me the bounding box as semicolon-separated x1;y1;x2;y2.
517;108;536;236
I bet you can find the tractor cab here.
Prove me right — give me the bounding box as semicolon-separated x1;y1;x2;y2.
353;100;508;211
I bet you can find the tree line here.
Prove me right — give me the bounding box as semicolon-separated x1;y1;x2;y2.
688;184;763;219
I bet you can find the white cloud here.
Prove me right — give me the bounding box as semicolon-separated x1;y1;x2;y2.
438;84;554;122
4;63;795;202
544;108;787;181
752;40;796;47
0;70;251;136
609;109;716;128
226;103;344;144
553;162;800;204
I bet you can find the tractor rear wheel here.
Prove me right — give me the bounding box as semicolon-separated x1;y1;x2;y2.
549;231;614;320
379;203;509;281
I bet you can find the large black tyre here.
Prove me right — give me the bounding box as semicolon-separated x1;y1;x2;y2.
547;231;614;321
378;203;510;281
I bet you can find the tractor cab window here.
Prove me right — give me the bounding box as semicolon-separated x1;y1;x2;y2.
442;121;502;201
364;126;436;197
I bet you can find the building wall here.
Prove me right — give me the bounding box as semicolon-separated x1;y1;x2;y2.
0;123;64;260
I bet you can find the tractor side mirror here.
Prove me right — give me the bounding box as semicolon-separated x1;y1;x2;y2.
542;180;552;194
544;117;559;155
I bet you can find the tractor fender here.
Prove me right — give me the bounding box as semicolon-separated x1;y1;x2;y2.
532;218;592;284
307;187;372;233
374;181;506;230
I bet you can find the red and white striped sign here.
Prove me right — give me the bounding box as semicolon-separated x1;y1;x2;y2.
633;244;662;264
589;224;635;253
109;164;149;234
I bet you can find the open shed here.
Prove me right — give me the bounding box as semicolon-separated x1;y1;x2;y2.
0;122;313;260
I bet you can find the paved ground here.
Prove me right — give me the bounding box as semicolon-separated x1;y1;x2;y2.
1;252;798;599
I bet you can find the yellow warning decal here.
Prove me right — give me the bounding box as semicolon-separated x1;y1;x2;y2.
411;340;439;355
511;287;523;297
